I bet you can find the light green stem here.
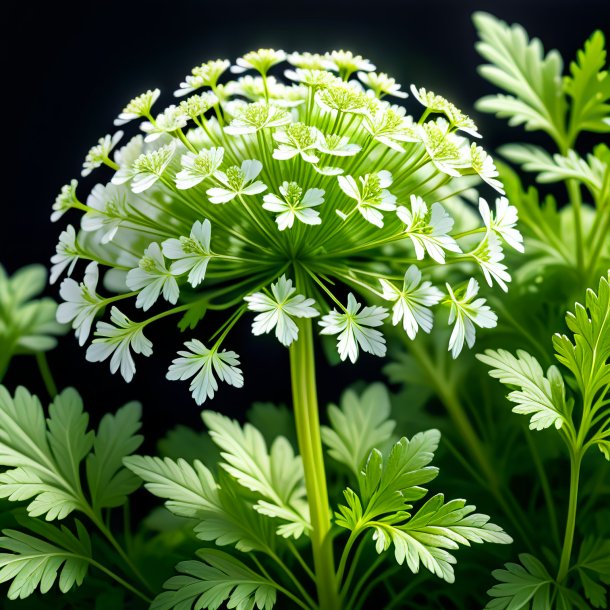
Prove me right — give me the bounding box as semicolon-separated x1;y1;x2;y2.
557;449;581;583
289;316;339;610
36;352;58;398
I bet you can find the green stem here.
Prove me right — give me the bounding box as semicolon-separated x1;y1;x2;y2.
36;352;58;398
289;315;339;610
90;558;153;604
557;449;582;583
566;180;585;273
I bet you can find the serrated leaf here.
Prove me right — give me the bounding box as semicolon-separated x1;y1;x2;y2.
86;402;143;512
0;387;90;520
477;349;569;430
576;538;610;607
246;402;296;448
473;12;566;142
177;302;207;332
500;144;608;202
158;425;219;463
321;383;396;478
373;494;512;584
151;549;276;610
485;553;553;609
564;30;610;136
0;519;91;599
553;273;610;404
202;411;310;539
123;456;276;553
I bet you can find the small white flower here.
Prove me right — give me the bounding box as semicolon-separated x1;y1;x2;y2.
316;133;361;156
86;306;153;382
363;106;418;152
319;293;388;363
141;105;188;142
126;141;176;194
178;92;219;118
126;243;179;311
167;339;243;405
445;278;497;358
81;183;128;243
316;83;369;115
358;71;407;98
470;144;504;194
397;195;461;263
410;85;448;113
284;68;339;89
114;89;161;125
207;160;267;204
82;131;123;177
114;135;144;168
338;171;396;228
51;180;79;222
419;118;469;177
470;232;512;292
162;219;212;287
56;262;104;346
479;197;524;253
272;123;320;163
263;182;324;230
174;59;230;96
231;49;286;75
325;50;375;76
176;147;224;190
244;275;318;346
286;52;333;70
224;102;291;135
50;225;80;284
380;265;443;339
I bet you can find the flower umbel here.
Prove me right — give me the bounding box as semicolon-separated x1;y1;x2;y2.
52;47;517;397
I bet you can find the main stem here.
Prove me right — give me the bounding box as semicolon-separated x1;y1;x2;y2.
557;449;582;583
289;316;339;610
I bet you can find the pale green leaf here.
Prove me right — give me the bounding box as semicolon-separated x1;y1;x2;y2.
0;387;90;520
202;411;310;539
124;456;276;553
0;519;91;599
485;554;553;609
473;12;566;142
553;273;610;403
564;30;610;136
86;401;143;511
321;383;396;478
374;494;512;584
151;549;276;610
500;144;608;201
477;349;569;430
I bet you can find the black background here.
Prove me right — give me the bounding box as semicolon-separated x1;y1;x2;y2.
2;0;609;443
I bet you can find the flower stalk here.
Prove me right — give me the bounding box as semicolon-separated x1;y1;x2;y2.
289;310;338;610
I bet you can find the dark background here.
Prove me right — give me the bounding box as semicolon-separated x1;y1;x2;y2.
2;0;609;441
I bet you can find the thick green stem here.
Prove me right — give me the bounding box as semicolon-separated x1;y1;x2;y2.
289;317;339;610
36;352;58;398
557;449;581;583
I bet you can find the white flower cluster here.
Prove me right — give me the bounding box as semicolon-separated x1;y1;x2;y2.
51;47;522;404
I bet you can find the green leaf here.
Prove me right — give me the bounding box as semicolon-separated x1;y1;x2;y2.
372;494;512;583
595;440;610;460
0;265;66;358
202;411;310;539
86;402;143;512
151;549;276;610
485;554;553;609
473;12;566;143
321;383;396;478
500;144;608;202
576;538;610;608
158;425;219;463
177;301;207;332
0;387;91;520
0;519;91;599
124;456;276;553
553;273;610;404
477;349;570;431
247;402;296;449
564;30;610;136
